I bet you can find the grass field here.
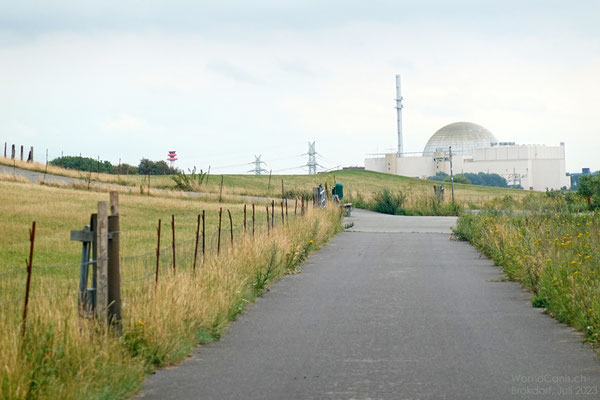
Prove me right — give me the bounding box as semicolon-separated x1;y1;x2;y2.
0;178;341;399
0;180;275;271
1;157;531;207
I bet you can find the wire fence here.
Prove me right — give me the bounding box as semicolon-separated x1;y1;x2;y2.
0;200;306;318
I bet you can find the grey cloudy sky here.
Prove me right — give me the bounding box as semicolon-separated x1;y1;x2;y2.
1;1;599;173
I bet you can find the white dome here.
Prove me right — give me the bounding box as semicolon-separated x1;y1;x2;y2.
423;122;497;157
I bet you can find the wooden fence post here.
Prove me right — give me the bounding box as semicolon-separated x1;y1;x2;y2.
285;199;288;220
171;215;176;272
11;144;15;160
266;206;270;235
243;204;247;235
21;221;36;337
155;219;161;286
193;214;200;271
108;192;122;331
96;201;109;323
202;210;206;262
219;176;224;203
3;142;6;158
295;198;298;215
252;204;255;237
20;145;23;161
280;201;284;225
228;209;234;248
267;170;272;192
271;200;275;228
217;208;222;255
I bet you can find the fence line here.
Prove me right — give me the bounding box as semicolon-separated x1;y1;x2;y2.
1;200;311;314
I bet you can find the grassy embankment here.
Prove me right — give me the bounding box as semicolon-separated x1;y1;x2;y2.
0;179;342;399
454;193;600;347
1;157;530;210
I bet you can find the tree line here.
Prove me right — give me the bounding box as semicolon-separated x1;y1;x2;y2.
428;172;511;188
49;156;179;175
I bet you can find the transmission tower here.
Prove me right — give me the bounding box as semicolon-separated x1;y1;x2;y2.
307;142;318;175
248;154;268;175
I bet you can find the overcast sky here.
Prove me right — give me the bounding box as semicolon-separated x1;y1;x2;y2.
1;1;599;174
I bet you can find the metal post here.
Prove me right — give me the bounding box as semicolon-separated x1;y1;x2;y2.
193;214;200;271
217;208;222;255
395;74;404;157
171;215;176;271
202;210;205;262
449;146;455;207
228;209;234;248
155;219;161;286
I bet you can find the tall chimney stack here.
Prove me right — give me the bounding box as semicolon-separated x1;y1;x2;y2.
395;74;404;157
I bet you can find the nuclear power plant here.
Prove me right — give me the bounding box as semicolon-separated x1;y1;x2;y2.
364;76;570;191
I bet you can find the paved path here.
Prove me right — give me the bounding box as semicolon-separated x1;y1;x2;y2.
138;209;600;399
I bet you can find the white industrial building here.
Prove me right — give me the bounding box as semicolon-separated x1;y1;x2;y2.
364;77;570;191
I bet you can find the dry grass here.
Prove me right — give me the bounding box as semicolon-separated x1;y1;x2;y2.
0;156;532;207
0;180;341;399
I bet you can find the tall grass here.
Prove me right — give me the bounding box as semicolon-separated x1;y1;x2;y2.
347;188;463;216
454;205;600;347
0;180;343;399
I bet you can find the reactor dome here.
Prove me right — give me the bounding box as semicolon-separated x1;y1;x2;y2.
423;122;497;157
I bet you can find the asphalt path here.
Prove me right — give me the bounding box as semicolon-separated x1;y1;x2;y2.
138;208;600;399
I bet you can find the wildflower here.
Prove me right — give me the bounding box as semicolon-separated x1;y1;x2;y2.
571;261;577;265
546;259;552;263
574;271;579;275
137;321;145;327
309;240;314;244
551;278;557;283
588;308;593;313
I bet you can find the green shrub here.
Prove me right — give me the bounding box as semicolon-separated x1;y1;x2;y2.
372;189;407;215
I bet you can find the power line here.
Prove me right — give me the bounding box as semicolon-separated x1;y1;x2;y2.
248;155;269;175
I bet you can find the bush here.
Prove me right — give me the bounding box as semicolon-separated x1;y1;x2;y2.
372;189;407;215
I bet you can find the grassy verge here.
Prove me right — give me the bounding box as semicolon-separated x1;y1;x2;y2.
454;206;600;347
0;180;342;399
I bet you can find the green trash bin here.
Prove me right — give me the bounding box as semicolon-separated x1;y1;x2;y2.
333;182;344;200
